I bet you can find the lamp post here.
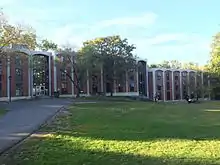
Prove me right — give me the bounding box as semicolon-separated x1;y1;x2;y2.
8;75;12;102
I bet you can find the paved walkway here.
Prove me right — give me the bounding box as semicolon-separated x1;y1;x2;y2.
0;98;72;154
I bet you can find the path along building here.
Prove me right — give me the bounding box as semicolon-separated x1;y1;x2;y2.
0;46;210;101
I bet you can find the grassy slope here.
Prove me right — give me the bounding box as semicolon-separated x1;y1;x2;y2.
1;101;220;165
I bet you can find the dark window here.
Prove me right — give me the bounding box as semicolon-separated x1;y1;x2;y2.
118;84;123;92
166;82;170;90
157;85;162;91
61;71;67;81
61;82;68;94
182;72;187;76
175;94;180;100
166;73;169;80
129;81;135;92
16;68;21;76
157;72;162;80
175;75;178;80
167;91;171;100
15;68;23;82
16;83;23;96
130;75;134;81
15;55;22;66
175;85;179;91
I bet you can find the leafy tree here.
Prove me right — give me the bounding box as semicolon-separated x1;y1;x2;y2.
170;60;182;69
0;9;37;65
149;64;159;68
159;60;171;68
37;39;58;51
82;35;137;96
209;32;220;74
39;39;81;96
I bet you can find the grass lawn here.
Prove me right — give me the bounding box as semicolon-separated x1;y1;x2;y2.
2;101;220;165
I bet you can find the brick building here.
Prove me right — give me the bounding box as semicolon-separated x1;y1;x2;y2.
0;46;210;101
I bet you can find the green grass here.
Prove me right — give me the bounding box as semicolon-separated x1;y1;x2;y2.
2;101;220;165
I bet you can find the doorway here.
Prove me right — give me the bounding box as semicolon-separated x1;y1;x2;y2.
35;85;46;96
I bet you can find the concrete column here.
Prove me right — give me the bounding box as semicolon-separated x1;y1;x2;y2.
53;54;57;92
187;71;190;95
100;66;104;93
48;55;51;96
86;70;90;95
171;71;174;100
152;70;156;97
180;71;183;100
163;71;166;101
7;58;10;100
146;64;149;98
125;71;129;93
28;55;31;97
195;72;197;90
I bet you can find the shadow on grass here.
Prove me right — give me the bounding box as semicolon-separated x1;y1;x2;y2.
0;134;216;165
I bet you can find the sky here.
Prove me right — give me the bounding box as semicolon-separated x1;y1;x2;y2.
1;0;219;65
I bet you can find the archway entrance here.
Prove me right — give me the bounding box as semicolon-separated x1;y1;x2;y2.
32;55;49;96
138;61;147;96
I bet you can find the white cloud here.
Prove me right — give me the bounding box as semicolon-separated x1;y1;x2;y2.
50;12;158;48
132;34;210;64
95;12;157;29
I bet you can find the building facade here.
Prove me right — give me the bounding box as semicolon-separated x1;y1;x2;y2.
0;47;210;101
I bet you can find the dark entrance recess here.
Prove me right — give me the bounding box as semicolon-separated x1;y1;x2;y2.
138;60;147;96
33;55;49;96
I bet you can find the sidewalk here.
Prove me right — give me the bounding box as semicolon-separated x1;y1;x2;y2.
0;98;72;154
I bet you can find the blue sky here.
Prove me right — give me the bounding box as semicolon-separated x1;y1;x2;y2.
1;0;219;65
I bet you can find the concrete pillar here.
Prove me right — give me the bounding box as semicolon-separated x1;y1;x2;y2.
7;58;10;100
180;71;183;100
187;71;190;95
163;71;166;101
28;55;31;97
152;70;156;97
195;72;197;90
171;71;174;100
53;54;57;92
48;54;51;96
146;64;149;98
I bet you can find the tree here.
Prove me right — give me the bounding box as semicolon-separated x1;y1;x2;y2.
37;39;58;51
170;60;182;69
158;60;171;68
82;35;137;96
0;9;37;67
209;32;220;74
39;39;82;97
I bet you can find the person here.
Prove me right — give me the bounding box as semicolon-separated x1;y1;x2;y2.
154;92;159;102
